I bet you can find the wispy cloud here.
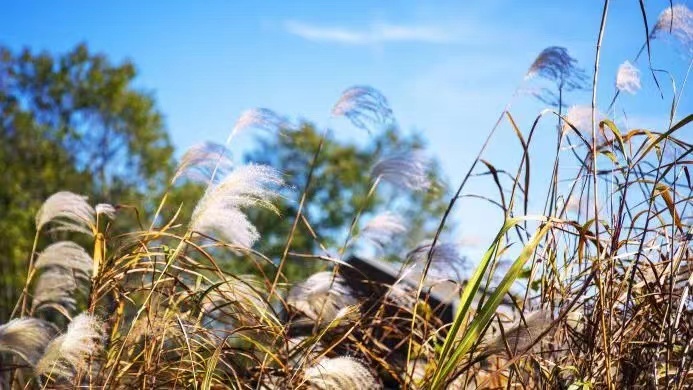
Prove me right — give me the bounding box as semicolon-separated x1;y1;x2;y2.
284;20;454;45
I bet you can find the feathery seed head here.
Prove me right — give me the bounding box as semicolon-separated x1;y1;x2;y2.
526;47;584;84
361;212;407;250
35;313;104;379
32;268;79;313
34;241;92;280
35;192;95;235
331;85;393;131
172;142;234;184
190;164;284;247
0;318;53;365
526;47;588;102
563;105;610;144
305;356;381;390
287;272;357;325
563;105;594;133
406;241;465;281
653;4;693;50
230;108;290;142
94;203;116;220
615;61;641;94
371;150;430;191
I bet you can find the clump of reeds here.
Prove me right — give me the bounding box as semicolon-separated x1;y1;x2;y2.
0;3;691;389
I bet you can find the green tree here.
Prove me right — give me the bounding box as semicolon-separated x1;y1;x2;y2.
244;122;450;280
0;44;175;320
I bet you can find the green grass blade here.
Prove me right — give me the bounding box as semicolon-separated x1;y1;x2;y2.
431;220;551;389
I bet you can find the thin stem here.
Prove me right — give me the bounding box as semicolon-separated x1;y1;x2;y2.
11;231;41;319
591;1;612;388
269;129;327;298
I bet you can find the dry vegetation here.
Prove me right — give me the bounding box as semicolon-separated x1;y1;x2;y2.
1;3;692;389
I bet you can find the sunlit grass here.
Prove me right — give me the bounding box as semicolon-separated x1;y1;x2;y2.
1;3;692;389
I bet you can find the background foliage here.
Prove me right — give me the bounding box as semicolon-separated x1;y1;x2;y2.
0;44;450;321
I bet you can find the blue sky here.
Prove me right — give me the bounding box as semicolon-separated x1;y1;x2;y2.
2;1;691;256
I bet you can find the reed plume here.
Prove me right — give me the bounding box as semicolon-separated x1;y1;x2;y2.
360;212;407;250
190;164;284;247
35;313;104;379
615;60;641;94
172;141;235;184
34;241;92;281
304;356;381;389
0;317;53;366
35;191;95;235
371;151;430;191
332;85;392;131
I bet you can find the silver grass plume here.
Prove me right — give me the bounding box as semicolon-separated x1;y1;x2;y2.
190;164;284;248
615;61;641;94
35;191;95;235
525;46;588;107
563;105;593;133
172;141;234;184
34;241;92;281
361;212;407;250
94;203;116;220
305;356;381;390
481;310;553;356
653;4;693;51
35;313;104;379
229;108;290;142
406;241;465;281
526;46;584;84
331;85;393;131
287;272;358;325
0;318;53;366
371;150;430;191
563;105;608;144
32;268;79;313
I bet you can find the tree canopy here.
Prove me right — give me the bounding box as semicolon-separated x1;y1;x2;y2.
244;122;451;280
0;43;452;319
0;44;174;320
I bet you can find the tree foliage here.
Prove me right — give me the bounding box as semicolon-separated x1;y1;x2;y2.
244;122;450;280
0;44;174;320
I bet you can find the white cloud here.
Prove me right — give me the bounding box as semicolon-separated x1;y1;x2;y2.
284;20;454;45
